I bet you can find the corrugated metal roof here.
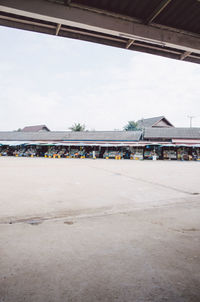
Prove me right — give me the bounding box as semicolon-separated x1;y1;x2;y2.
0;131;142;142
155;0;200;35
72;0;200;35
74;0;161;20
1;0;200;64
144;128;200;139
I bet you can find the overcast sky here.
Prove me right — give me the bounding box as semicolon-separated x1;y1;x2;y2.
0;26;200;131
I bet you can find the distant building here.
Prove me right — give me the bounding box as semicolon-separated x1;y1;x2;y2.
137;116;174;129
21;125;50;132
144;127;200;143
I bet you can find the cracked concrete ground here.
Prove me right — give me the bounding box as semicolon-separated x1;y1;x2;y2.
0;158;200;302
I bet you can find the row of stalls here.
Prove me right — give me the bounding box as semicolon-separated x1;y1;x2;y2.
0;141;200;160
143;144;200;160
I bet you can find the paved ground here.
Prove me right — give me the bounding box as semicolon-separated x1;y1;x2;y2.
0;158;200;302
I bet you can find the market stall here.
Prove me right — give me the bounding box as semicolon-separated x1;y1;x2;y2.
162;145;177;160
130;147;144;160
144;145;161;160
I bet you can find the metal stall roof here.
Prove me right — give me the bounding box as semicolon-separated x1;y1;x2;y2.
0;131;142;142
144;127;200;140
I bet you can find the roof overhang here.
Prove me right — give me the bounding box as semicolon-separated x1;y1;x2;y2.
1;140;200;148
172;139;200;145
0;0;200;64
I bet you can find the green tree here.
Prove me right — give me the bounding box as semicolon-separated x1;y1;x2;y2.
13;128;22;132
123;121;138;131
69;123;86;131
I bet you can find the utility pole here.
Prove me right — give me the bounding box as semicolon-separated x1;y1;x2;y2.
187;115;198;127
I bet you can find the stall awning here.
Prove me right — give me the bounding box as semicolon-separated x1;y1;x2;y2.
0;141;29;146
172;139;200;145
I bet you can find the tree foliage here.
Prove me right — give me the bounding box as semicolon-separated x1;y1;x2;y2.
69;123;86;132
13;128;22;132
123;121;138;131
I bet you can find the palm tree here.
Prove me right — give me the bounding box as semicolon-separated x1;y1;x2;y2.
69;123;86;131
123;121;138;131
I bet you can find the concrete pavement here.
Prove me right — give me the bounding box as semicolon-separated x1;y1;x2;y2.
0;158;200;301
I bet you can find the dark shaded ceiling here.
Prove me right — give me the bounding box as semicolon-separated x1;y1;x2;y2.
0;0;200;63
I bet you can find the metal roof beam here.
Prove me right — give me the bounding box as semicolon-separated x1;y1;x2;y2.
180;51;192;60
126;39;134;49
145;0;172;24
55;23;61;35
0;0;200;57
